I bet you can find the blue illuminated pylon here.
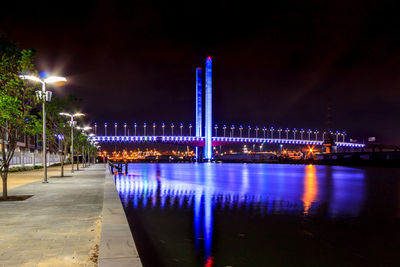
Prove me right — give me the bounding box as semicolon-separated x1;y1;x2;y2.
195;68;202;159
204;57;212;160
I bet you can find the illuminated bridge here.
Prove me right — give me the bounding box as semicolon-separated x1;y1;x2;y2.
91;57;365;159
90;133;365;148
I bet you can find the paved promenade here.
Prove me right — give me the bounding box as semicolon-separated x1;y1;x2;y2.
0;164;105;266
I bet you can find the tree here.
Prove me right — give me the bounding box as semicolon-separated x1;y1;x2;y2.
0;35;41;199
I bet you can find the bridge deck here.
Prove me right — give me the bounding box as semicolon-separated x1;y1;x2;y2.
91;136;365;148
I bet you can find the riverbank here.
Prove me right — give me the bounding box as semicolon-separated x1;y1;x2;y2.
0;165;105;266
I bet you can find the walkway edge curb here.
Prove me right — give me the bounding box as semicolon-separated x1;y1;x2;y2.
99;169;142;267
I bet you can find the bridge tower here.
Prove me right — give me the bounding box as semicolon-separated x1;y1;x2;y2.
195;67;203;160
204;57;212;160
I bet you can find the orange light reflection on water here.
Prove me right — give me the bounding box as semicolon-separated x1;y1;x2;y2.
302;164;318;215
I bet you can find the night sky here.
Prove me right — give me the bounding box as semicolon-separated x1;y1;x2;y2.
1;0;400;143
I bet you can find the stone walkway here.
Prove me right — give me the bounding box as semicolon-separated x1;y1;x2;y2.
0;164;105;267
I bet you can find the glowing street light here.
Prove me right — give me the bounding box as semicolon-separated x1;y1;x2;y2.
94;123;97;135
171;123;174;136
247;125;251;138
255;126;259;138
270;127;275;139
231;125;235;137
143;123;147;136
278;128;282;139
307;129;312;140
134;123;137;136
342;131;346;142
104;122;107;136
214;124;218;137
314;130;319;141
124;123;127;136
180;123;183;136
300;129;304;140
293;128;297;139
189;123;192;136
262;127;266;138
223;124;227;137
21;75;66;183
153;123;156;136
114;122;117;136
285;128;289;139
162;123;165;136
60;112;85;174
239;125;243;137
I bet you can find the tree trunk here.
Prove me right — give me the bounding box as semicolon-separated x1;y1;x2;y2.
1;167;8;199
76;153;79;171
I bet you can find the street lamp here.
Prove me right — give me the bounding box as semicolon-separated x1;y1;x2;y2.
180;123;183;136
171;123;174;136
162;123;165;136
189;123;192;136
104;122;107;136
342;131;346;142
21;75;67;183
144;123;147;136
231;125;235;137
239;125;243;137
293;128;297;139
307;129;312;140
214;124;218;137
153;123;156;136
114;122;117;136
223;125;227;137
124;123;127;136
134;123;137;136
60;112;85;174
285;128;289;139
247;125;251;138
270;127;275;139
255;126;259;138
300;129;305;140
262;127;266;138
314;130;319;141
94;123;97;136
278;128;282;139
76;126;92;168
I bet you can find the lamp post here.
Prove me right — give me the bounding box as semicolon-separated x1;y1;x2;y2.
223;125;227;137
300;129;304;140
342;131;346;142
114;122;117;136
315;130;319;141
270;127;275;139
171;123;174;136
247;126;251;138
60;112;84;174
124;123;127;136
278;128;282;139
76;126;92;168
144;123;147;136
231;125;235;137
189;123;192;136
307;129;312;140
293;128;297;139
94;123;97;136
239;125;243;137
335;131;339;142
21;75;67;183
134;123;137;136
262;127;266;138
285;128;289;139
153;123;156;136
214;124;218;137
180;123;183;136
162;123;165;136
104;123;107;136
255;126;259;138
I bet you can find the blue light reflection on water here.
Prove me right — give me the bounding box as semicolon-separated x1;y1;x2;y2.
114;163;366;261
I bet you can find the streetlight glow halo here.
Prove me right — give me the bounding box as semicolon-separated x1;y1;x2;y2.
44;76;67;84
19;75;43;83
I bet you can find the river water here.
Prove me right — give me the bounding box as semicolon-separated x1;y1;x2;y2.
114;163;400;266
